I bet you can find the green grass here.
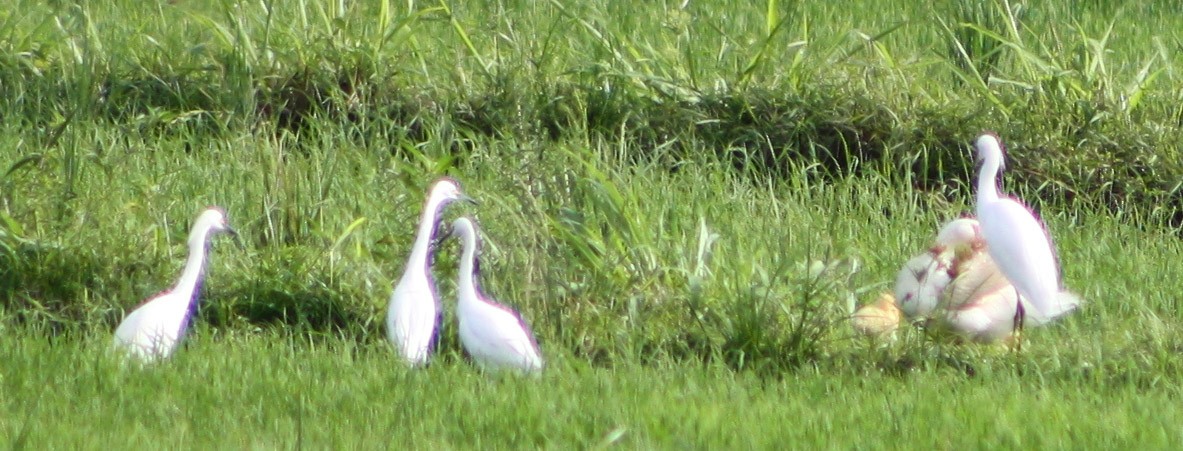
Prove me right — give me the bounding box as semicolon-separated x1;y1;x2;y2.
5;324;1183;448
2;0;1183;447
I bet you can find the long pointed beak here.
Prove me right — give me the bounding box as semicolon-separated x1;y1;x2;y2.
431;222;455;249
460;194;478;206
226;226;245;250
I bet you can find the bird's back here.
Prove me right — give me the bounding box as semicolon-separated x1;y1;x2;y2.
939;290;1019;343
935;250;1020;342
458;298;543;372
977;198;1059;315
112;292;188;360
941;249;1010;311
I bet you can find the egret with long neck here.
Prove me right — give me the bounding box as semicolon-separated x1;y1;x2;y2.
386;178;474;366
973;133;1080;326
450;216;543;372
113;207;239;361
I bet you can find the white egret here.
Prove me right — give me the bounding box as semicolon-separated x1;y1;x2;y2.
927;242;1021;344
449;216;544;372
850;292;901;341
112;207;239;362
386;177;475;366
973;133;1080;327
894;218;983;322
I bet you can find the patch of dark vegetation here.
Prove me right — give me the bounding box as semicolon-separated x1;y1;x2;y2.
6;57;1181;230
98;72;222;134
216;284;367;339
213;70;1183;227
0;237;104;333
212;251;372;338
256;66;371;134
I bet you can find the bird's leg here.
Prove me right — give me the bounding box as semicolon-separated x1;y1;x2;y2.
1011;289;1025;353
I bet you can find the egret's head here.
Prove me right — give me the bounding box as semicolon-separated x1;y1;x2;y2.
196;207;230;232
974;132;1006;170
449;215;487;249
193;206;241;246
428;177;477;208
448;215;476;238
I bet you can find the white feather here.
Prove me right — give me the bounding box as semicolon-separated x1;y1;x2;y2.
973;134;1081;325
895;218;981;322
386;178;474;366
451;217;544;373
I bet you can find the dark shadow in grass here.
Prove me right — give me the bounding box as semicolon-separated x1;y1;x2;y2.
216;284;370;340
0;238;106;333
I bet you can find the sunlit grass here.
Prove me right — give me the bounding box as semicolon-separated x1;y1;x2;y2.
2;0;1182;446
4;325;1183;448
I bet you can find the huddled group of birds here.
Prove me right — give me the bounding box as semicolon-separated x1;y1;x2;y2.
851;133;1081;345
110;132;1081;370
112;178;544;372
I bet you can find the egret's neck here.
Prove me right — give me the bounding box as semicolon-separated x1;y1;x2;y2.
457;231;480;303
173;226;212;300
977;151;1002;204
407;197;445;275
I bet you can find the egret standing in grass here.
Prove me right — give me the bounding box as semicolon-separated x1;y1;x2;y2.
387;178;475;366
112;207;239;362
894;218;984;322
973;133;1080;327
449;216;544;372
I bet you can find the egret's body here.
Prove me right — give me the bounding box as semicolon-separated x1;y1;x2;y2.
451;217;543;372
928;245;1021;343
112;208;237;362
851;292;901;340
894;218;983;322
973;134;1080;326
386;178;474;366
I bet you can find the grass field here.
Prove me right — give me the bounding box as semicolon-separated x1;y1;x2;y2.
2;0;1183;447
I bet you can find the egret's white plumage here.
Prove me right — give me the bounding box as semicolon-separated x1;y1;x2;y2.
973;133;1080;326
894;218;983;322
450;216;544;372
928;242;1021;343
386;178;474;366
112;207;238;362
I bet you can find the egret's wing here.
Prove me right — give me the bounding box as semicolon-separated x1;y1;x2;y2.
112;296;176;360
387;274;440;351
978;199;1061;316
467;301;543;369
1024;291;1082;326
941;288;1019;343
113;305;147;347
